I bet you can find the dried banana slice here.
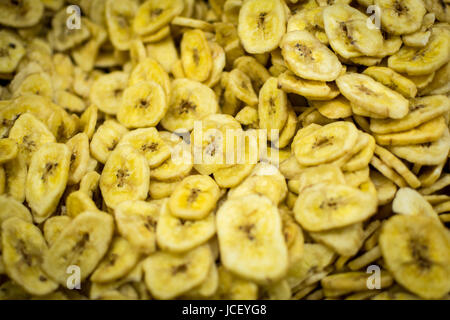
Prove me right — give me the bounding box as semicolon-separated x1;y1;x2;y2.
323;4;378;59
66;133;90;185
310;95;352;120
418;162;446;188
90;120;128;164
0;0;44;28
389;127;450;166
105;0;138;50
99;145;150;209
297;164;346;194
156;200;216;252
321;271;393;293
161;78;219;132
420;62;450;95
184;261;219;298
66;190;100;218
281;30;342;81
117;128;171;169
217;194;288;284
278;71;340;100
151;133;193;181
91;237;140;283
388;27;450;76
392;187;440;222
287;243;335;289
43;211;114;286
48;9;91;51
133;0;184;35
418;173;450;195
90;71;129;115
233;56;270;92
310;223;364;257
293;121;358;166
4;154;27;202
370;170;397;205
11;72;53;99
363;66;418;99
2;217;58;296
8;113;56;165
227;69;258;107
117;81;167;128
294;182;377;232
54;90;86;113
370;155;407;187
213;264;259;299
375;0;426;35
374;145;421;188
423;0;450;23
25;143;70;223
342;133;375;172
258;77;288;141
237;0;286;54
380;214;450;299
276;106;298;149
336;73;409;119
169;175;220;220
227;163;288;205
0;195;32;226
235;106;259;128
203;41;225;88
0;30;25;74
370;95;450;134
115;200;160;255
72;19;108;72
0;138;18;164
43;216;71;247
181;29;213;82
287;7;328;45
374;116;446;146
149;179;180;199
143;244;212;299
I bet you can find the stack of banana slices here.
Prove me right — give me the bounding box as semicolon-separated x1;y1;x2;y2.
0;0;449;300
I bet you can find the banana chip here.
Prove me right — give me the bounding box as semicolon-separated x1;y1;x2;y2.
143;244;212;299
217;194;288;284
380;214;450;299
2;217;58;296
237;0;286;54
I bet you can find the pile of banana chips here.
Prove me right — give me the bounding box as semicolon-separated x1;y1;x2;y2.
0;0;449;300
